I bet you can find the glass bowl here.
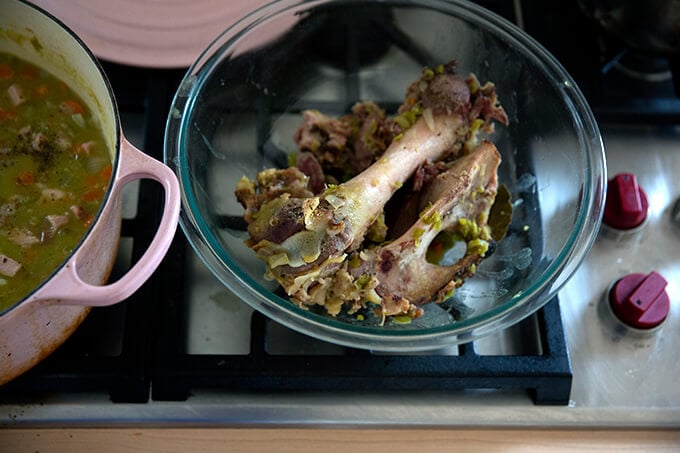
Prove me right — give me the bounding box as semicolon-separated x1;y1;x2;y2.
164;0;606;351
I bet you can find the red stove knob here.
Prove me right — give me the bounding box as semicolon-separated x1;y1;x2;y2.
609;271;670;330
603;173;648;230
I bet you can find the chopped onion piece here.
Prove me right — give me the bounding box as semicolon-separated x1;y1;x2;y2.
422;107;435;131
71;113;85;128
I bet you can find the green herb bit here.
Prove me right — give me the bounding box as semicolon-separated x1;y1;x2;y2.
467;238;489;256
413;227;425;247
421;207;442;230
287;152;298;167
354;274;372;289
394;115;410;129
392;315;412;325
456;218;480;240
468;76;480;94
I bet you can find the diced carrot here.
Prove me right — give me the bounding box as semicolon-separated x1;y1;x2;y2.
0;64;14;79
16;170;35;185
99;164;113;181
21;65;37;79
82;188;101;202
35;84;48;96
59;99;85;115
85;174;97;186
82;213;94;228
21;247;38;266
0;109;17;121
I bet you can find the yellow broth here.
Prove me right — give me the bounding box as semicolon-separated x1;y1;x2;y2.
0;52;111;311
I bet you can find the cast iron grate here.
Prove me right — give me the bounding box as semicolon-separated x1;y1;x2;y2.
520;0;680;124
151;229;572;405
151;0;571;406
1;1;584;407
5;0;678;410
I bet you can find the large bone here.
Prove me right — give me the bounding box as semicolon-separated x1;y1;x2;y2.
261;141;501;318
243;100;467;284
236;66;507;318
368;140;501;315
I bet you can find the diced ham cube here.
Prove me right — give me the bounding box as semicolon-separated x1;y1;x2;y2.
41;188;67;202
8;83;27;106
44;213;69;237
70;205;85;219
0;254;21;277
8;228;39;246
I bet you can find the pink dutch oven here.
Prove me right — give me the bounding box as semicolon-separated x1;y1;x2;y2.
0;0;180;384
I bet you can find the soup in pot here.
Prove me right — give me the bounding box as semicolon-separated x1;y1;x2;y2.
0;52;111;311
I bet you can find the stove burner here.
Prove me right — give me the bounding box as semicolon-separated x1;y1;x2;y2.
151;237;572;406
604;50;673;83
672;197;680;231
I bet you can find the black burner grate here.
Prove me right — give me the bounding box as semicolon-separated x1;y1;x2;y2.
151;230;572;405
520;0;680;124
151;0;571;406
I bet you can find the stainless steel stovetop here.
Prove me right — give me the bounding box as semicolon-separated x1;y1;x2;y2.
1;0;679;429
2;124;678;428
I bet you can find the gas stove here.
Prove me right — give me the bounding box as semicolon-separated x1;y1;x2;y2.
1;0;679;428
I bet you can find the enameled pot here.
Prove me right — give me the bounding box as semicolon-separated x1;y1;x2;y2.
0;0;180;385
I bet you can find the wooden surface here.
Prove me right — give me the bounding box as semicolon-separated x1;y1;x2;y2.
1;428;679;452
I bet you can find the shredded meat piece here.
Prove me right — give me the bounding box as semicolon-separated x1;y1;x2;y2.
295;151;326;194
8;228;40;247
294;101;396;182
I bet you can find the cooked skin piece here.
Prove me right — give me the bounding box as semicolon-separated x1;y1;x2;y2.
236;62;508;320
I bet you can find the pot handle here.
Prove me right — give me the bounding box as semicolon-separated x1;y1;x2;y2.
27;138;181;306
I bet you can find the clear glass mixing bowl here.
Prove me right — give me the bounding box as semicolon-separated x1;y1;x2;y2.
164;0;606;351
